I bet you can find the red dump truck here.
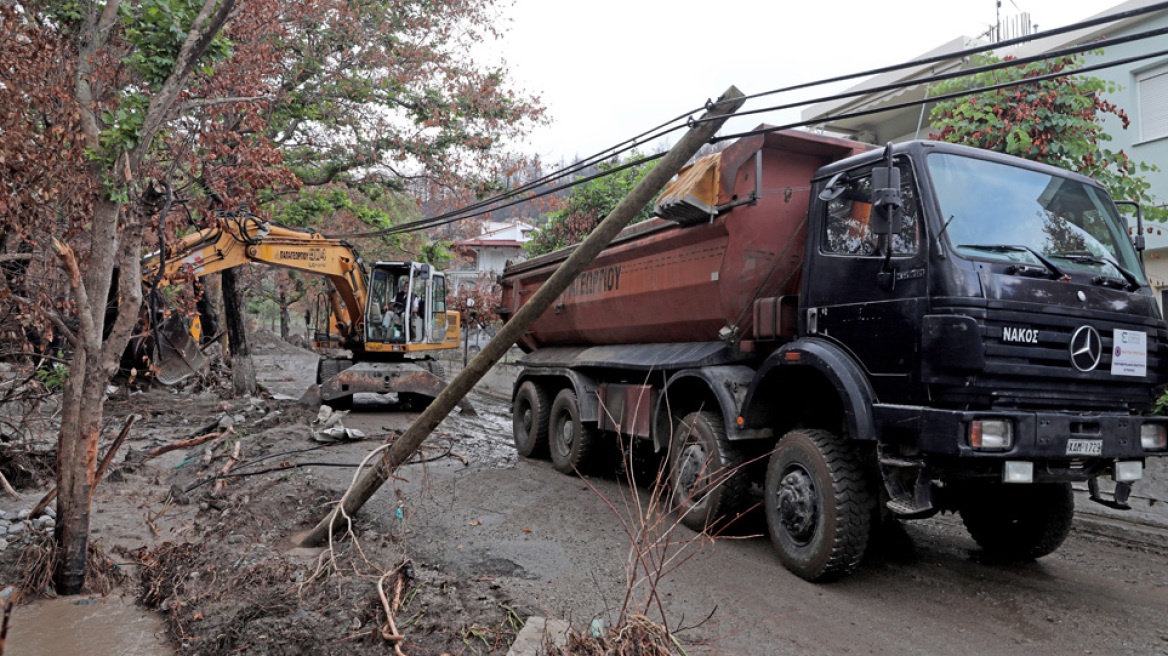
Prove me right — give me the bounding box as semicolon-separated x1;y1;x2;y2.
498;128;1168;580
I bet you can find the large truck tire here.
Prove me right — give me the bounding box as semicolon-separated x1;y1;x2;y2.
548;388;599;474
765;428;872;581
669;411;749;532
959;482;1074;560
513;381;550;458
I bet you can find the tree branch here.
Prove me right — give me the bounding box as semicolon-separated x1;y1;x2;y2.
0;254;36;264
133;0;238;161
6;295;77;347
176;95;272;114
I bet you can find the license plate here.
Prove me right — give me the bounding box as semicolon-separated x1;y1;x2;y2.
1066;439;1103;456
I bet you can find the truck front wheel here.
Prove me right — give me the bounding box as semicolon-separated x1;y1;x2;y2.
549;389;599;474
764;429;872;581
512;381;550;458
959;482;1073;560
669;411;748;532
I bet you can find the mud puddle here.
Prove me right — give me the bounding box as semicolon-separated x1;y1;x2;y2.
7;595;170;655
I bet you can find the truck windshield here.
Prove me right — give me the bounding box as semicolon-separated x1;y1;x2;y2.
928;153;1145;283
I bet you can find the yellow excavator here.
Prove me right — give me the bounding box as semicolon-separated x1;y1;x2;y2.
142;210;467;411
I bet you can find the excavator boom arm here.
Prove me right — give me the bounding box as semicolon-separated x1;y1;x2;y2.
144;215;369;339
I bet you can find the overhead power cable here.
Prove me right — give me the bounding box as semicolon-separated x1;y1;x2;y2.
711;44;1168;143
327;2;1168;239
695;23;1168;127
718;0;1168;107
325;118;690;239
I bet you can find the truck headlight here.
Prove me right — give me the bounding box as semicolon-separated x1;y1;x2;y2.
970;419;1013;450
1141;423;1167;451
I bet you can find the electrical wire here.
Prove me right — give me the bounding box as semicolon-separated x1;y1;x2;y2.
323;2;1168;240
730;0;1168;105
711;44;1168;144
693;23;1168;128
332;150;669;240
181;435;459;492
324;121;685;239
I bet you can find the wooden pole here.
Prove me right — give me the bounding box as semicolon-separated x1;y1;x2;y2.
300;85;747;548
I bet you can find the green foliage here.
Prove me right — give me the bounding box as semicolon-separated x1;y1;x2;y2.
121;0;232;89
930;53;1165;221
525;155;658;257
1153;388;1168;416
35;361;69;391
273;188;400;230
419;240;454;268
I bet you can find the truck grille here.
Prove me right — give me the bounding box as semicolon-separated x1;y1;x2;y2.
938;304;1167;410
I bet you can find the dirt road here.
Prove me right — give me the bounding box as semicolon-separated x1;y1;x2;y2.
273;355;1168;656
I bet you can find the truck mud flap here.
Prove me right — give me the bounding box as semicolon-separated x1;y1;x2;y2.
155;317;207;386
320;362;475;415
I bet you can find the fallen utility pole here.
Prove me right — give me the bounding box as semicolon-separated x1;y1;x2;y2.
300;85;747;548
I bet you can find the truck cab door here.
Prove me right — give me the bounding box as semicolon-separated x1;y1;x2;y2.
803;159;927;400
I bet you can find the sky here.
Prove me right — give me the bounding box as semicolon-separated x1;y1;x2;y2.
484;0;1124;164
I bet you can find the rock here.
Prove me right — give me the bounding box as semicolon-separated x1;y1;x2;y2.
7;522;25;537
166;484;191;505
218;414;235;431
16;509;29;520
0;586;14;601
0;540;7;552
0;510;9;521
44;506;55;519
106;467;127;483
232;414;245;424
33;516;49;529
507;617;571;656
226;534;245;544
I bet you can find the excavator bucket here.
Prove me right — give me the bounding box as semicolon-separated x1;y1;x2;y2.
319;361;475;415
154;316;207;385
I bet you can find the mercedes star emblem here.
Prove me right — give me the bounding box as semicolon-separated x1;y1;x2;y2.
1069;325;1102;372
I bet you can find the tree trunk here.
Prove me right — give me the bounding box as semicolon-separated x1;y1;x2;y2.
279;290;290;340
53;198;144;595
222;268;255;396
194;277;219;343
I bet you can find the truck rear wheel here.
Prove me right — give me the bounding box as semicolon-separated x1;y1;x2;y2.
513;381;550;458
548;388;598;474
669;411;748;532
765;428;872;581
959;482;1073;560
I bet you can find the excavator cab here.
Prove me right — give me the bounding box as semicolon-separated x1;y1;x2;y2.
362;262;456;352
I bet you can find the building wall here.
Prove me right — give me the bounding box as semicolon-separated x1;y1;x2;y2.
1084;10;1168;211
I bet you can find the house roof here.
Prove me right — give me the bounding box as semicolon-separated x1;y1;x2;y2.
455;239;525;248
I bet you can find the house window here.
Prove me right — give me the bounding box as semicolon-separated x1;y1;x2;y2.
1138;63;1168;143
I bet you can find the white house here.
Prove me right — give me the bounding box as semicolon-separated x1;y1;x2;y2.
448;220;536;293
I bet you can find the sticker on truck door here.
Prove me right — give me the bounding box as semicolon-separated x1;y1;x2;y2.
1110;330;1147;377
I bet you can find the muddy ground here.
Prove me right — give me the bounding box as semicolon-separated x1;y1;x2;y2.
1;333;1167;655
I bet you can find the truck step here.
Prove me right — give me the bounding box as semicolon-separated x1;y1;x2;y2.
886;497;935;518
878;455;925;469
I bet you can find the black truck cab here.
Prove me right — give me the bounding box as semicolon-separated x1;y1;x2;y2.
788;140;1167;511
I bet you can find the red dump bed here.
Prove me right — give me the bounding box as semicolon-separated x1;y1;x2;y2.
499;129;872;351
